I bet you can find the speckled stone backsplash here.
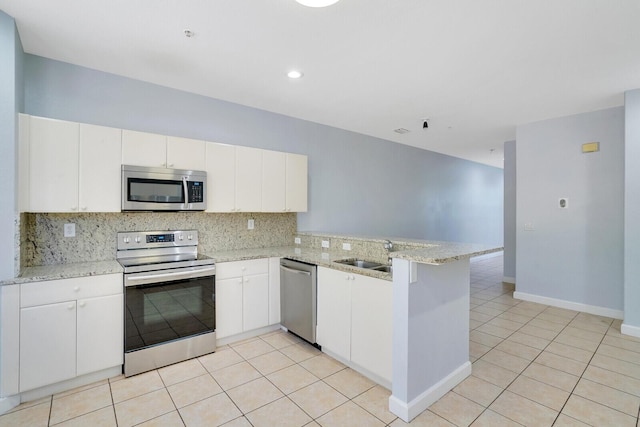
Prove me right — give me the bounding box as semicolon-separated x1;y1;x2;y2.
22;212;296;267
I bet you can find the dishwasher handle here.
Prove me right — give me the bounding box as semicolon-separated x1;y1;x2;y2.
280;265;312;276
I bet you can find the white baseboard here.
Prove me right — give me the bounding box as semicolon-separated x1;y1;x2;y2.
621;323;640;338
389;361;471;423
0;396;20;416
513;291;624;320
217;324;282;347
502;276;515;284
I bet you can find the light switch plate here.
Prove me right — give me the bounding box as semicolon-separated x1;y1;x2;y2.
294;237;301;244
342;243;351;250
64;223;76;237
321;240;330;249
248;219;255;230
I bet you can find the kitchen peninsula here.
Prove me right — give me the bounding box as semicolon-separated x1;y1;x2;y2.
210;232;502;423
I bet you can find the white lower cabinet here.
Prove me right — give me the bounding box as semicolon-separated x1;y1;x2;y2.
351;274;393;383
317;266;392;383
316;267;352;361
215;258;272;339
76;294;124;376
18;274;123;392
20;301;77;391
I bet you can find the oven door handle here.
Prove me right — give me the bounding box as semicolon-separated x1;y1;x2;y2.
125;266;216;287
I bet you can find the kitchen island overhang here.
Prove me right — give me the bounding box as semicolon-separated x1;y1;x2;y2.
388;243;502;423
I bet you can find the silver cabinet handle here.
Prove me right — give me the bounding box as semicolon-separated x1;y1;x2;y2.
280;265;311;276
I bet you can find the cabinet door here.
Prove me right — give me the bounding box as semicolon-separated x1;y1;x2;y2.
167;136;206;170
351;275;393;382
29;116;79;212
235;146;262;212
286;153;308;212
77;294;124;376
79;124;122;212
205;143;236;212
242;273;269;331
261;150;286;212
316;267;351;361
122;130;167;167
20;301;77;391
215;277;243;338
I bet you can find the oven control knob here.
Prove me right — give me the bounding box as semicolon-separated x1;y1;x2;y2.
135;236;141;243
178;234;184;241
188;234;193;240
123;237;130;244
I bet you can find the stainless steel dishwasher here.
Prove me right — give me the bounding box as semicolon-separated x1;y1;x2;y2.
280;258;318;345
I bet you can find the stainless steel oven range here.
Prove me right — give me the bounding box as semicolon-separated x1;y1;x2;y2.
116;230;216;377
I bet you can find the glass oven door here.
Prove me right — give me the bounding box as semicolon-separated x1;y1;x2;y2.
124;268;215;353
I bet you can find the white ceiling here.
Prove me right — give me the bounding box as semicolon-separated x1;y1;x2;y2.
3;0;640;168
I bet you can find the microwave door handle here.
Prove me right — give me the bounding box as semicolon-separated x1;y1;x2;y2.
183;176;189;204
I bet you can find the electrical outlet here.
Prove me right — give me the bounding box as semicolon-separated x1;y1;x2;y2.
248;219;255;230
294;237;301;244
321;240;330;249
64;223;76;237
342;243;351;251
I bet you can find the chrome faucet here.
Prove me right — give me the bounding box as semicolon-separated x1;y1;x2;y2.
383;240;393;265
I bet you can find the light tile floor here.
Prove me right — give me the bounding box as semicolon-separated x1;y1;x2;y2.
2;255;640;426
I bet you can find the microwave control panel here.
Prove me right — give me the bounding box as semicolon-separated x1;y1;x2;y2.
187;181;204;203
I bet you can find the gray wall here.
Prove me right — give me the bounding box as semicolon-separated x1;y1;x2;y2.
624;90;640;329
503;140;516;281
0;12;22;280
23;54;504;245
516;107;624;311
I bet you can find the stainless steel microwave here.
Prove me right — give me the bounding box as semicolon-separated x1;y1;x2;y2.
121;165;207;211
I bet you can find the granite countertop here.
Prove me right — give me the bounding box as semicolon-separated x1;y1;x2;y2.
209;246;394;281
1;236;502;285
0;260;123;286
389;242;502;264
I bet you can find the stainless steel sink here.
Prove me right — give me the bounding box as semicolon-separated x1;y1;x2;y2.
371;265;393;273
333;258;384;269
333;258;393;275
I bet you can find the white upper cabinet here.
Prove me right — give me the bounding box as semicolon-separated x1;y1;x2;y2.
28;116;79;212
122;130;206;171
262;150;286;212
79;124;122;212
205;142;236;212
121;130;166;168
261;151;308;212
286;153;308;212
26;116;121;213
235;146;263;212
166;136;206;170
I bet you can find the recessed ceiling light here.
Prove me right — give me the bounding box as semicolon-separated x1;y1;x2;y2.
183;29;194;38
287;70;304;79
295;0;340;7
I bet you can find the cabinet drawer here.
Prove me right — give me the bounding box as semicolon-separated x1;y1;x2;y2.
21;273;122;308
216;258;269;280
